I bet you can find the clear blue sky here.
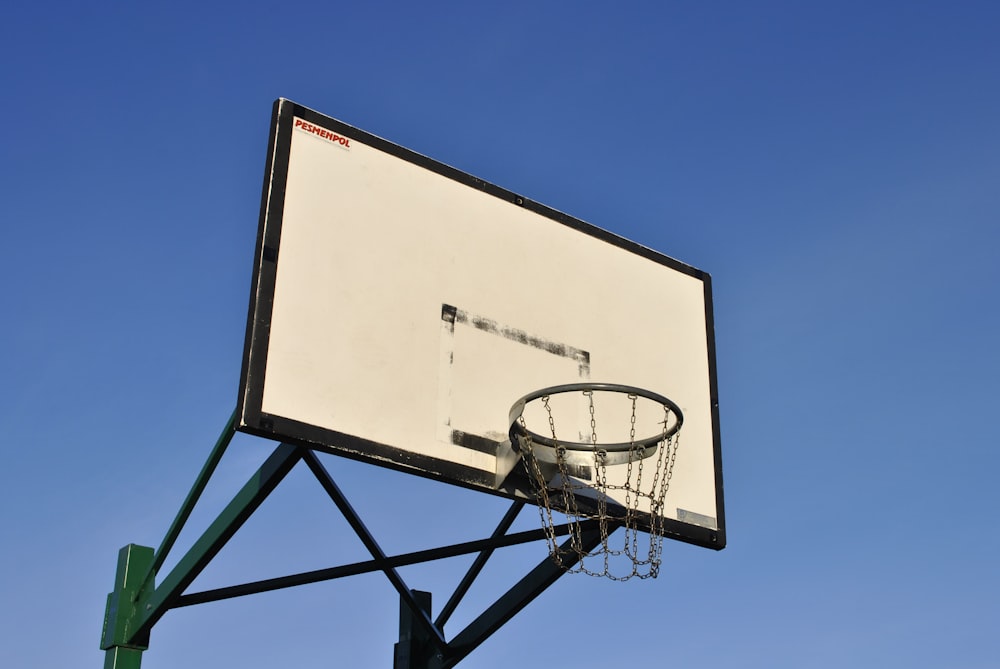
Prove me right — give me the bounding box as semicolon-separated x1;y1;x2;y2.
2;2;998;667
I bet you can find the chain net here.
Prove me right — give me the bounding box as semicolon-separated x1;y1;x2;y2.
513;386;681;580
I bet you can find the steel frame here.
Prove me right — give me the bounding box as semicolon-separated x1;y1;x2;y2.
101;413;609;668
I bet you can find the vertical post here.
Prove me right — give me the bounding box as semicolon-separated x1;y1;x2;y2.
101;544;155;668
102;647;144;669
394;590;443;669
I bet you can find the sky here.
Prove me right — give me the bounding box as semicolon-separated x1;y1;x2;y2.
2;1;999;668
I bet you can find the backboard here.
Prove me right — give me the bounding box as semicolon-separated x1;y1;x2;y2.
237;99;724;550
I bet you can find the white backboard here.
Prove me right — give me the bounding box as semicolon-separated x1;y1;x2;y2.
238;99;724;549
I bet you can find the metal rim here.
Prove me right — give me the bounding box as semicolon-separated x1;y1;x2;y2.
508;382;683;453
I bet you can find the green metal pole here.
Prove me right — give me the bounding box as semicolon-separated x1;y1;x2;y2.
101;544;155;668
103;647;144;669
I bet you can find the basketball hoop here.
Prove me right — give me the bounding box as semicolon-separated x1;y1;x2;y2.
509;383;683;580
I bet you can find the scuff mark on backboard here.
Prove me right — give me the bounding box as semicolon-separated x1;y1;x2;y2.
444;304;591;367
438;303;592;454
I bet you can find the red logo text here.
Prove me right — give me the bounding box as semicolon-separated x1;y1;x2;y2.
294;118;351;149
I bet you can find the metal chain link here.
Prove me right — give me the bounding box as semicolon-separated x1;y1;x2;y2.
515;387;683;580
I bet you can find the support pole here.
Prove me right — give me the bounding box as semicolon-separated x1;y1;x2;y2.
102;647;144;669
394;590;442;669
101;544;154;668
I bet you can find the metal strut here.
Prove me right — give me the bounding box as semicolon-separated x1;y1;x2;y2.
102;413;611;668
101;441;302;668
391;521;605;669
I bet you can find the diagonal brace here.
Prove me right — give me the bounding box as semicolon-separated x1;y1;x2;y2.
436;501;524;630
443;523;607;668
150;409;238;578
123;442;302;644
301;450;448;654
